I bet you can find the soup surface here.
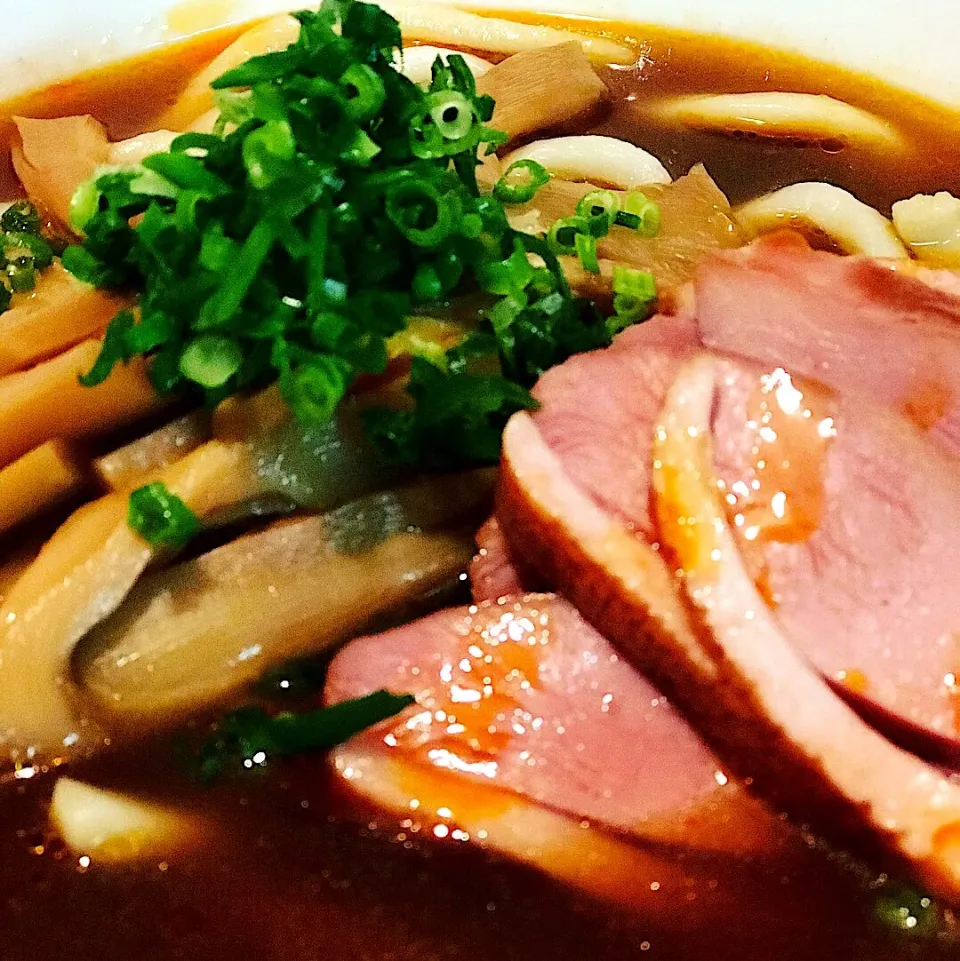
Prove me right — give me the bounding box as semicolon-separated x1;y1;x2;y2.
1;9;959;961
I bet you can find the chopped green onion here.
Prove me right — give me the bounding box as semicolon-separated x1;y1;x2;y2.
197;220;276;329
179;335;243;388
494;159;550;205
0;201;42;234
342;128;382;166
242;120;297;189
129;168;179;199
547;215;590;256
385;181;455;247
412;263;443;302
427;91;474;140
280;356;353;425
476;240;535;297
4;231;53;270
574;232;600;274
614;211;640;230
340;63;386;122
78;310;136;387
874;885;942;939
612;264;656;299
576;189;620;221
609;264;657;330
7;259;38;294
621;191;661;237
61;0;625;472
142;152;229;197
127;481;200;550
212;89;254;126
199;689;416;781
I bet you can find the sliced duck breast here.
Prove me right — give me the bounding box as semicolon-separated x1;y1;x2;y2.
522;312;960;763
469;516;533;603
325;594;779;855
499;393;960;904
691;232;960;449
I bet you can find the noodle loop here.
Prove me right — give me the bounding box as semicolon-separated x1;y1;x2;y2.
735;182;908;258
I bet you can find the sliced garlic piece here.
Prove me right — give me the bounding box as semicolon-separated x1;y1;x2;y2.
51;777;203;861
892;192;960;268
735;183;908;258
378;0;635;64
502;136;671;190
394;45;492;86
653;92;902;150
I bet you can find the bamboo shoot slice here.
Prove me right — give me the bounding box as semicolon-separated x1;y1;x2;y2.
0;338;165;469
0;262;129;376
477;43;609;144
12;115;110;227
76;471;492;724
79;530;473;726
95;412;212;492
0;441;262;765
159;16;302;129
0;440;86;535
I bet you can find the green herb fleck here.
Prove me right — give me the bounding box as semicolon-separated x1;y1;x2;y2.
200;689;415;780
127;481;201;549
494;159;550;205
0;202;55;310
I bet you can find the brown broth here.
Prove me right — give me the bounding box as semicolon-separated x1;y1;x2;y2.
1;13;959;961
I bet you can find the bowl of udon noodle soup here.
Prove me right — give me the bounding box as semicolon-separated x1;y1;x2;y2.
3;0;960;957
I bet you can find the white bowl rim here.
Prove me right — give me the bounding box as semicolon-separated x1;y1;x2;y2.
2;0;959;109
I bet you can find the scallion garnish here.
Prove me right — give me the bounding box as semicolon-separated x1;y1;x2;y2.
609;263;657;331
494;158;550;205
574;232;600;273
576;188;619;223
620;190;661;237
0;202;56;307
127;481;201;549
1;201;43;235
65;0;656;472
199;689;415;780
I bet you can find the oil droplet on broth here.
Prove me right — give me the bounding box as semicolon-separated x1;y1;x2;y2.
726;367;837;602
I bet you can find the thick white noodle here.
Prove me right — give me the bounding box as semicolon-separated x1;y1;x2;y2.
892;191;960;268
107;130;177;166
377;0;635;64
394;45;492;86
735;182;908;258
653;92;902;150
502;136;672;190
